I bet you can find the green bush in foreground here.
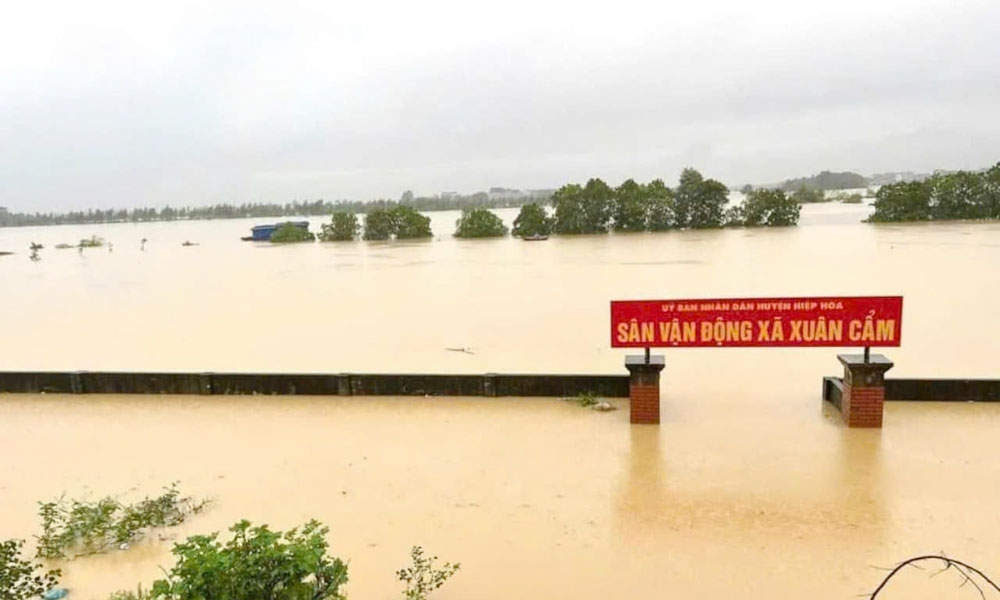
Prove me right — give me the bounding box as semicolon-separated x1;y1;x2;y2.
151;520;348;600
454;208;508;238
270;223;315;243
0;538;60;600
320;213;359;241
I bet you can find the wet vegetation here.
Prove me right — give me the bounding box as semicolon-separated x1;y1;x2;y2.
149;520;348;600
270;223;315;244
550;169;798;233
453;208;508;238
511;203;553;238
363;206;432;240
868;163;1000;222
36;483;208;559
0;539;60;600
319;213;360;241
78;236;105;248
397;546;461;600
729;189;801;227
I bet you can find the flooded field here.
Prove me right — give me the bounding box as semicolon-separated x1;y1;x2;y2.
2;204;1000;598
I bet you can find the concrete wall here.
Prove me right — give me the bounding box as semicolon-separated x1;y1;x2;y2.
824;377;1000;403
0;371;630;398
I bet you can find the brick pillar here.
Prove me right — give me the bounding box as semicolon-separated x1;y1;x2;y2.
625;355;665;424
837;353;893;428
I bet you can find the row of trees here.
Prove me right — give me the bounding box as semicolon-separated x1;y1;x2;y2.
308;169;800;242
868;164;1000;222
548;169;799;233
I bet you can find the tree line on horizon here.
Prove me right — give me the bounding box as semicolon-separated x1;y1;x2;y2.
0;192;549;228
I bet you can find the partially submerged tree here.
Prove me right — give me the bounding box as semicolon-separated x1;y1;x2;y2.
269;223;314;243
511;203;553;237
454;208;508;238
612;178;649;232
320;213;359;241
739;189;800;227
673;168;728;228
392;206;433;239
363;209;396;240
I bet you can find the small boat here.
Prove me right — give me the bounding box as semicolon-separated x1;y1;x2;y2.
243;221;310;241
521;234;549;241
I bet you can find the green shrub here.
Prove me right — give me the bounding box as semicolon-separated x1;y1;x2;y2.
270;223;314;243
319;213;359;241
739;189;800;226
454;208;508;238
392;206;432;239
511;203;553;237
151;520;348;600
396;546;460;600
78;235;105;248
0;539;60;600
36;483;208;559
363;209;395;240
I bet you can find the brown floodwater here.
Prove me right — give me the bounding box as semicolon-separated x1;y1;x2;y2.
2;204;1000;599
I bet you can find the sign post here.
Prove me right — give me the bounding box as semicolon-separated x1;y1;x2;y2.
610;296;903;426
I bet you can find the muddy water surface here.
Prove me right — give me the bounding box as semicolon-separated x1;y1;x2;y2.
2;205;1000;599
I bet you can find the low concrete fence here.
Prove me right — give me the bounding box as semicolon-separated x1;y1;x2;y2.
0;371;630;398
824;377;1000;404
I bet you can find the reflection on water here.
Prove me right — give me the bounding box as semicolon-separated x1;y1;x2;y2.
1;205;1000;598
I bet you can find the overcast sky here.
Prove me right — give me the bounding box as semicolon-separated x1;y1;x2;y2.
1;0;998;211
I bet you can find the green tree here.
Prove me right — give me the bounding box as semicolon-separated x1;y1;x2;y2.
930;171;988;220
741;189;800;226
790;185;825;204
674;169;728;228
551;179;613;234
270;223;314;243
363;209;396;240
612;178;649;232
454;208;508;238
320;213;359;241
551;184;586;234
1;539;60;600
984;162;1000;218
645;179;675;231
511;203;553;237
392;206;433;239
151;520;348;600
868;181;931;222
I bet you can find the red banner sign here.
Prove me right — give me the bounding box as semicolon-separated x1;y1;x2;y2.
611;296;903;348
